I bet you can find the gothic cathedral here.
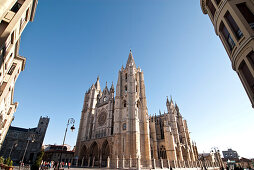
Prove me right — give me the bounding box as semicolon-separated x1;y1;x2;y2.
75;51;199;168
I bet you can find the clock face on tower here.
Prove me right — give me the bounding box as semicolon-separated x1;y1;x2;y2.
98;111;107;126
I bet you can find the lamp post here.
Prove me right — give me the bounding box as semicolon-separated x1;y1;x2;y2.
8;140;18;158
20;134;35;167
58;118;75;170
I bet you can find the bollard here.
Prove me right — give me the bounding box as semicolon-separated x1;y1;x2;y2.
173;160;176;168
87;157;90;167
122;155;125;168
129;156;132;168
116;156;119;169
107;156;110;168
160;158;163;169
136;156;141;170
99;156;102;168
167;159;170;169
153;158;156;169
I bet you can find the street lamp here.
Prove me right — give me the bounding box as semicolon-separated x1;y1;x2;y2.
20;134;35;167
8;140;18;158
58;118;75;170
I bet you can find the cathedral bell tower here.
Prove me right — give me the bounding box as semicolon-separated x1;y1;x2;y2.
113;50;151;165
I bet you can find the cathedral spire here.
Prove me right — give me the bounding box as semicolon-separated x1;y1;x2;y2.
95;76;100;90
166;96;170;105
126;50;136;68
110;81;114;93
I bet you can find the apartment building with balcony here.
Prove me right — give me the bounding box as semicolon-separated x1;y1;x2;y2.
0;0;38;149
200;0;254;107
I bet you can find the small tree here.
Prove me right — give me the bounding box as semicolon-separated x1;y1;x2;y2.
0;156;4;164
31;150;44;170
8;160;13;167
4;157;10;165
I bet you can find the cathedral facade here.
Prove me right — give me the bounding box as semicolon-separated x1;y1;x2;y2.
75;51;199;168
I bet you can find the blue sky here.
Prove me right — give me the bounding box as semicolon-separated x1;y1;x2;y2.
13;0;254;158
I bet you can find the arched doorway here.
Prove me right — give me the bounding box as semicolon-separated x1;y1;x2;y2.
80;145;88;166
101;140;110;167
89;142;99;167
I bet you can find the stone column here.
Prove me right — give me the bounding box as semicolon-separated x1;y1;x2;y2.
92;157;95;167
81;157;84;167
107;157;110;168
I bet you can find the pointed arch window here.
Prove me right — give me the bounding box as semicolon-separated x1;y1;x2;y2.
159;145;167;159
125;73;127;82
123;100;127;107
125;85;127;93
122;123;126;130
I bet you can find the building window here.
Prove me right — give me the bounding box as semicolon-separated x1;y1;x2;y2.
125;85;127;93
206;0;216;18
215;0;221;5
219;22;235;50
239;60;254;94
7;63;16;75
0;49;3;58
123;100;126;107
247;51;254;68
125;73;127;82
237;3;254;29
2;119;7;128
225;11;243;40
25;9;29;21
122;123;126;130
11;2;22;13
159;145;167;159
11;32;15;44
